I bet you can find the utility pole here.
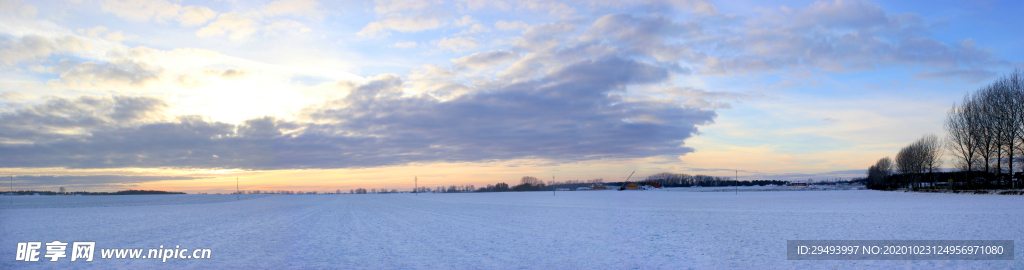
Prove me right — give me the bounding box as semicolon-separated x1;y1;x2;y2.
552;175;555;196
415;176;418;195
10;175;12;204
236;176;239;200
735;169;738;195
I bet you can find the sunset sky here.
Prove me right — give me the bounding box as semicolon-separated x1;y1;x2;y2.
1;0;1022;193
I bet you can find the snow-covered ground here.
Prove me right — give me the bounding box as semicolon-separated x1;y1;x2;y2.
1;189;1022;269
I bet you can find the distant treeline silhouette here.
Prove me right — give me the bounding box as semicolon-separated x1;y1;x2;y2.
349;174;791;194
637;172;790;187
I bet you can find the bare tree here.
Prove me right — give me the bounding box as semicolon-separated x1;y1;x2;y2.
1011;70;1024;187
995;70;1024;184
937;70;1024;188
896;137;931;190
867;157;893;189
920;134;942;187
987;79;1015;181
945;97;980;173
520;176;542;186
965;87;996;177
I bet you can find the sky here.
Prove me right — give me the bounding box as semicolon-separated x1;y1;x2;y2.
1;0;1022;193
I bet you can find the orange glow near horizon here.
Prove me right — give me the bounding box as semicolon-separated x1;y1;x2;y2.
11;149;875;194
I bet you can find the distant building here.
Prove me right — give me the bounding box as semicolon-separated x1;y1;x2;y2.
790;180;807;186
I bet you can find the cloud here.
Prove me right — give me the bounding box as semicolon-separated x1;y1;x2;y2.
373;0;437;14
0;0;38;18
264;19;313;35
518;0;575;17
209;68;250;79
791;0;887;29
357;13;445;38
0;35;91;67
391;41;417;48
451;50;519;70
0;91;29;102
683;98;730;109
495;20;529;31
404;65;468;99
581;14;700;61
0;95;169;145
455;0;509;11
173;68;252;88
589;0;719;16
47;59;161;89
511;21;576;51
15;175;211;189
179;5;218;26
453;15;477;27
1;57;715;169
695;0;1000;75
632;87;760;110
665;0;718;15
657;86;758;100
457;23;490;35
78;26;130;42
914;67;996;82
101;0;217;27
435;36;479;52
196;13;259;41
359;0;447;38
194;12;312;41
260;0;323;19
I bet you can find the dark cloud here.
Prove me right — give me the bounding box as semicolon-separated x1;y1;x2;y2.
0;35;89;66
14;175;210;187
791;0;888;30
0;56;716;170
50;59;161;87
914;67;997;82
614;0;1004;76
512;22;577;51
206;68;249;79
581;14;701;61
451;50;519;70
0;95;168;144
566;5;1000;77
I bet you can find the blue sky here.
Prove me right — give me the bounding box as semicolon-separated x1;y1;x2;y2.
1;0;1021;192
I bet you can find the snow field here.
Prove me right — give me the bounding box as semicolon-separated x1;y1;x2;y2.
1;189;1021;269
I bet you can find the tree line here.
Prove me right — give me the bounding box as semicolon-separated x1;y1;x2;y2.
344;173;797;195
471;174;791;192
867;70;1023;190
640;172;789;187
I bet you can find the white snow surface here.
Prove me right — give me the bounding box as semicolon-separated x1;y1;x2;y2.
1;189;1022;269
